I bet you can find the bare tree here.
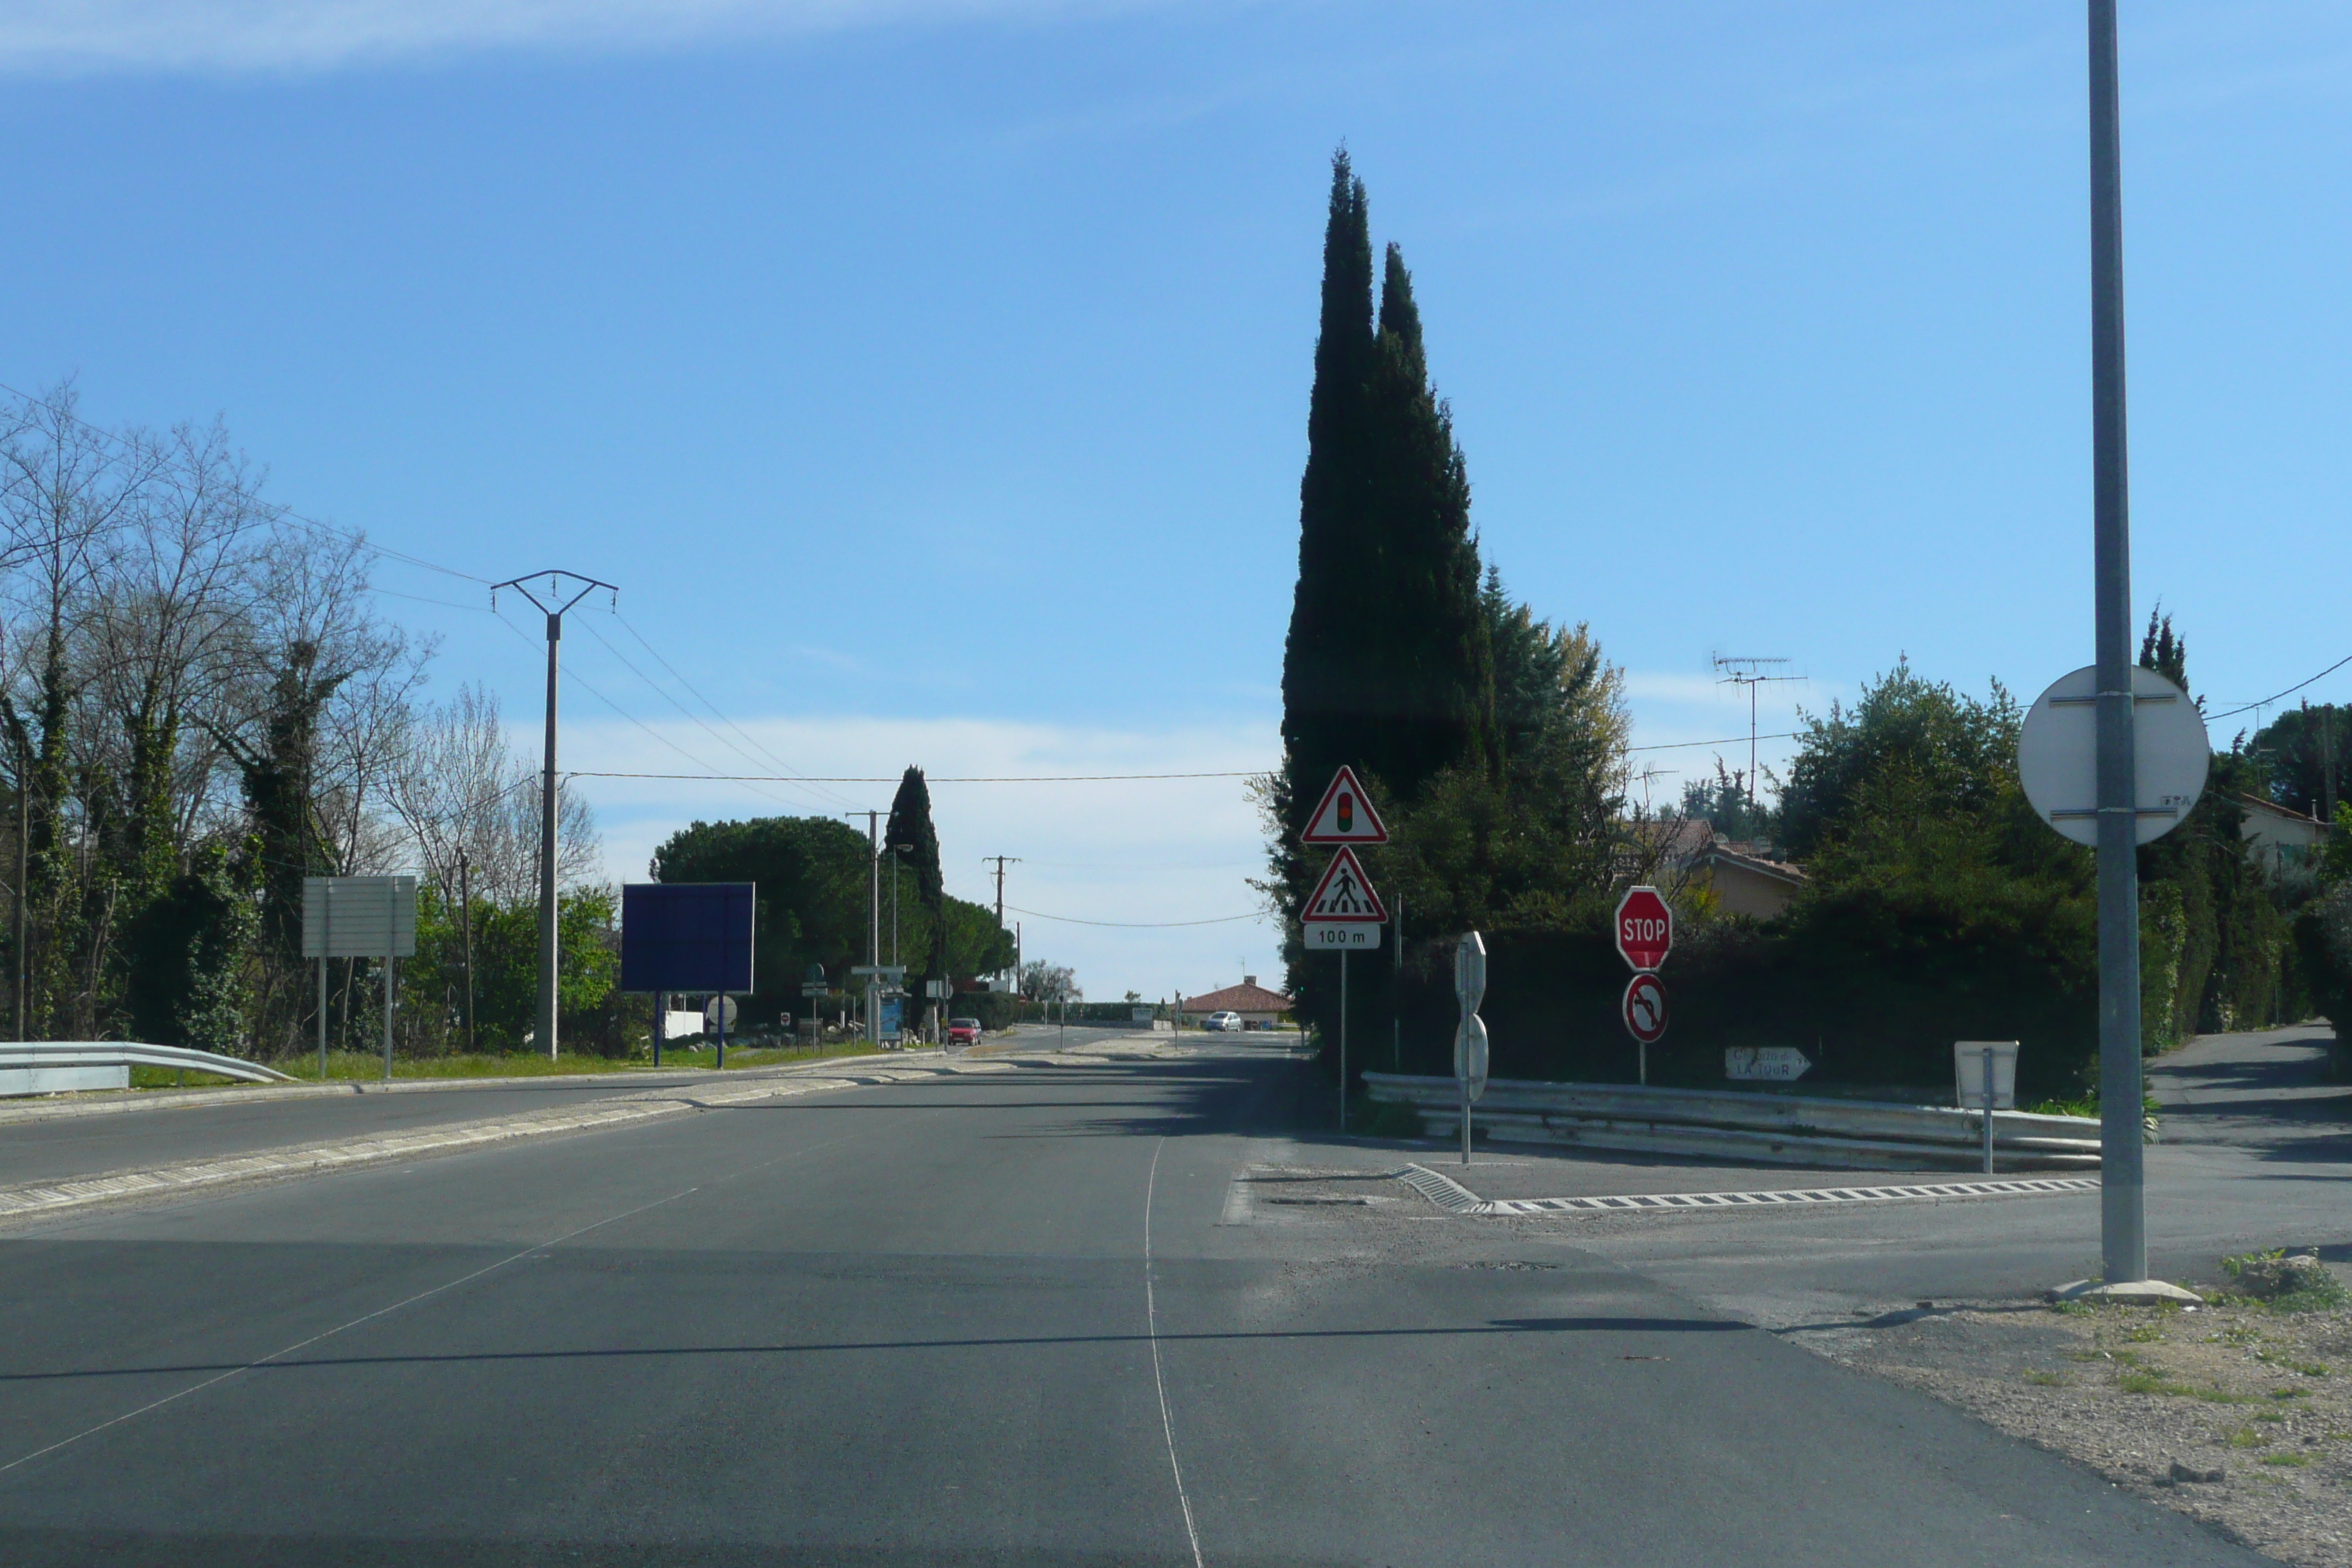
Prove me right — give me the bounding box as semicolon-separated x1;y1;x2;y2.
391;682;598;905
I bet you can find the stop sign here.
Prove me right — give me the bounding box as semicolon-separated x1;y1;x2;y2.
1615;886;1672;972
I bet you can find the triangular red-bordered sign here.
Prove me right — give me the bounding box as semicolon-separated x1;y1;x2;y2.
1299;766;1389;845
1303;846;1387;923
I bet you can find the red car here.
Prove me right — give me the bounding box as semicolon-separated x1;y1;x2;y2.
946;1017;983;1049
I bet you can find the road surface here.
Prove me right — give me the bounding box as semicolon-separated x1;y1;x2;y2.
0;1033;2285;1565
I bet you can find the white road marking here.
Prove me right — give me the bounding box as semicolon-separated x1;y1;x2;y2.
1397;1163;2100;1216
1144;1138;1206;1568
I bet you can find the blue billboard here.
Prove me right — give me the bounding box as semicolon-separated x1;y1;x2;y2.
619;883;755;995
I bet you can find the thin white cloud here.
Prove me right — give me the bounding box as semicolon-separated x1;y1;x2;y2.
0;0;1157;74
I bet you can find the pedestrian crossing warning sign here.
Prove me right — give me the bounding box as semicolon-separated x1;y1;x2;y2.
1302;846;1387;923
1299;765;1389;845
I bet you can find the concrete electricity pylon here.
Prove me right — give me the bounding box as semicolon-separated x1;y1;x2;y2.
982;856;1020;987
491;570;617;1058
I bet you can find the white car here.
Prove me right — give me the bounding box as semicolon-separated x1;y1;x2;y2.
1203;1011;1243;1032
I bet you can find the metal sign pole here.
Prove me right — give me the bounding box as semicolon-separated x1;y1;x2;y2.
1982;1044;1997;1176
319;879;331;1079
717;996;726;1072
1338;949;1348;1135
1460;1071;1471;1166
2089;0;2146;1286
382;954;395;1083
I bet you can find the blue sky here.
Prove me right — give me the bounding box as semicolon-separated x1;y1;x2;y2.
7;1;2349;996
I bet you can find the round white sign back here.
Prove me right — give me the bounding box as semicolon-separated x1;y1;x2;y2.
2017;665;2209;847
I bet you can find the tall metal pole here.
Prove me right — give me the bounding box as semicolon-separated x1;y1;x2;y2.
490;573;615;1062
1338;949;1348;1135
1393;892;1403;1073
382;954;396;1083
2089;0;2145;1286
537;614;559;1058
458;846;475;1055
14;729;26;1041
318;878;331;1079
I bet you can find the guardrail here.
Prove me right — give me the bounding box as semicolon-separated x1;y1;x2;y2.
1361;1072;2101;1172
0;1042;295;1088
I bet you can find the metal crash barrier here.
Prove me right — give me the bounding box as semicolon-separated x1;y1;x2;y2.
0;1041;296;1094
1361;1072;2101;1173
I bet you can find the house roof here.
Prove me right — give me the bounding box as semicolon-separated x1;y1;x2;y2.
2234;790;2331;829
1183;981;1292;1014
1692;842;1807;887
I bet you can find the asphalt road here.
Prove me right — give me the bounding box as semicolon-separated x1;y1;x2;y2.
0;1039;2274;1566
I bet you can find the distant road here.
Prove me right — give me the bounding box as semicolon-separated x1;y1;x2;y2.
0;1036;2266;1565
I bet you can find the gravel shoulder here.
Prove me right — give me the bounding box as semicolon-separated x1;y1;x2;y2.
1805;1267;2352;1567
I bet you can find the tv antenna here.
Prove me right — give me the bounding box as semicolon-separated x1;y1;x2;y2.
1711;655;1806;826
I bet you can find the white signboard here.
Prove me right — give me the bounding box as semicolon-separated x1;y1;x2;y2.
1725;1046;1812;1082
1304;921;1380;950
301;876;418;960
2018;666;2209;847
1953;1039;2019;1110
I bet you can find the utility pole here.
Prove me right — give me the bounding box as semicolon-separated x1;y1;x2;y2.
1711;655;1803;839
12;726;26;1041
981;856;1020;987
2088;0;2145;1288
846;810;882;1043
491;571;617;1059
457;845;475;1055
2323;704;2337;823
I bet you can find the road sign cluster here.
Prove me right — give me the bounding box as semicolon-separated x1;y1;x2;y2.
1300;766;1388;950
1614;886;1673;1058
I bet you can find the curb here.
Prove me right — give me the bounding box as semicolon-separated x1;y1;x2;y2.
0;1058;1019;1224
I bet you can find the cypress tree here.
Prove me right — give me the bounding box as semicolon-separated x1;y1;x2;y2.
884;766;946;1034
1360;242;1493;791
1280;151;1379;829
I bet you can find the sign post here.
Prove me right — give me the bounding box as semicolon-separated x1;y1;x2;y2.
1300;770;1391;1136
1302;843;1387;1132
2019;658;2209;1300
303;875;418;1083
619;883;757;1073
1455;932;1488;1166
1613;886;1673;1085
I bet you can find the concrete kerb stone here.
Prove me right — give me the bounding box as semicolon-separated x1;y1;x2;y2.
2046;1278;2206;1306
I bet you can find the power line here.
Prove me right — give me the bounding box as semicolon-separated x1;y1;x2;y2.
1005;903;1264;929
1626;732;1798;753
611;609;862;810
2208;654;2352;722
0;375;489;584
570;614;861;813
489;608;843;815
562;769;1267;784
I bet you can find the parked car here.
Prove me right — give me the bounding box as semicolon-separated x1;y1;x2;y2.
945;1017;983;1049
1204;1011;1243;1032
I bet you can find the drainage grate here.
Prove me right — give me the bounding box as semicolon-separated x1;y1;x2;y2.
1396;1164;2099;1217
